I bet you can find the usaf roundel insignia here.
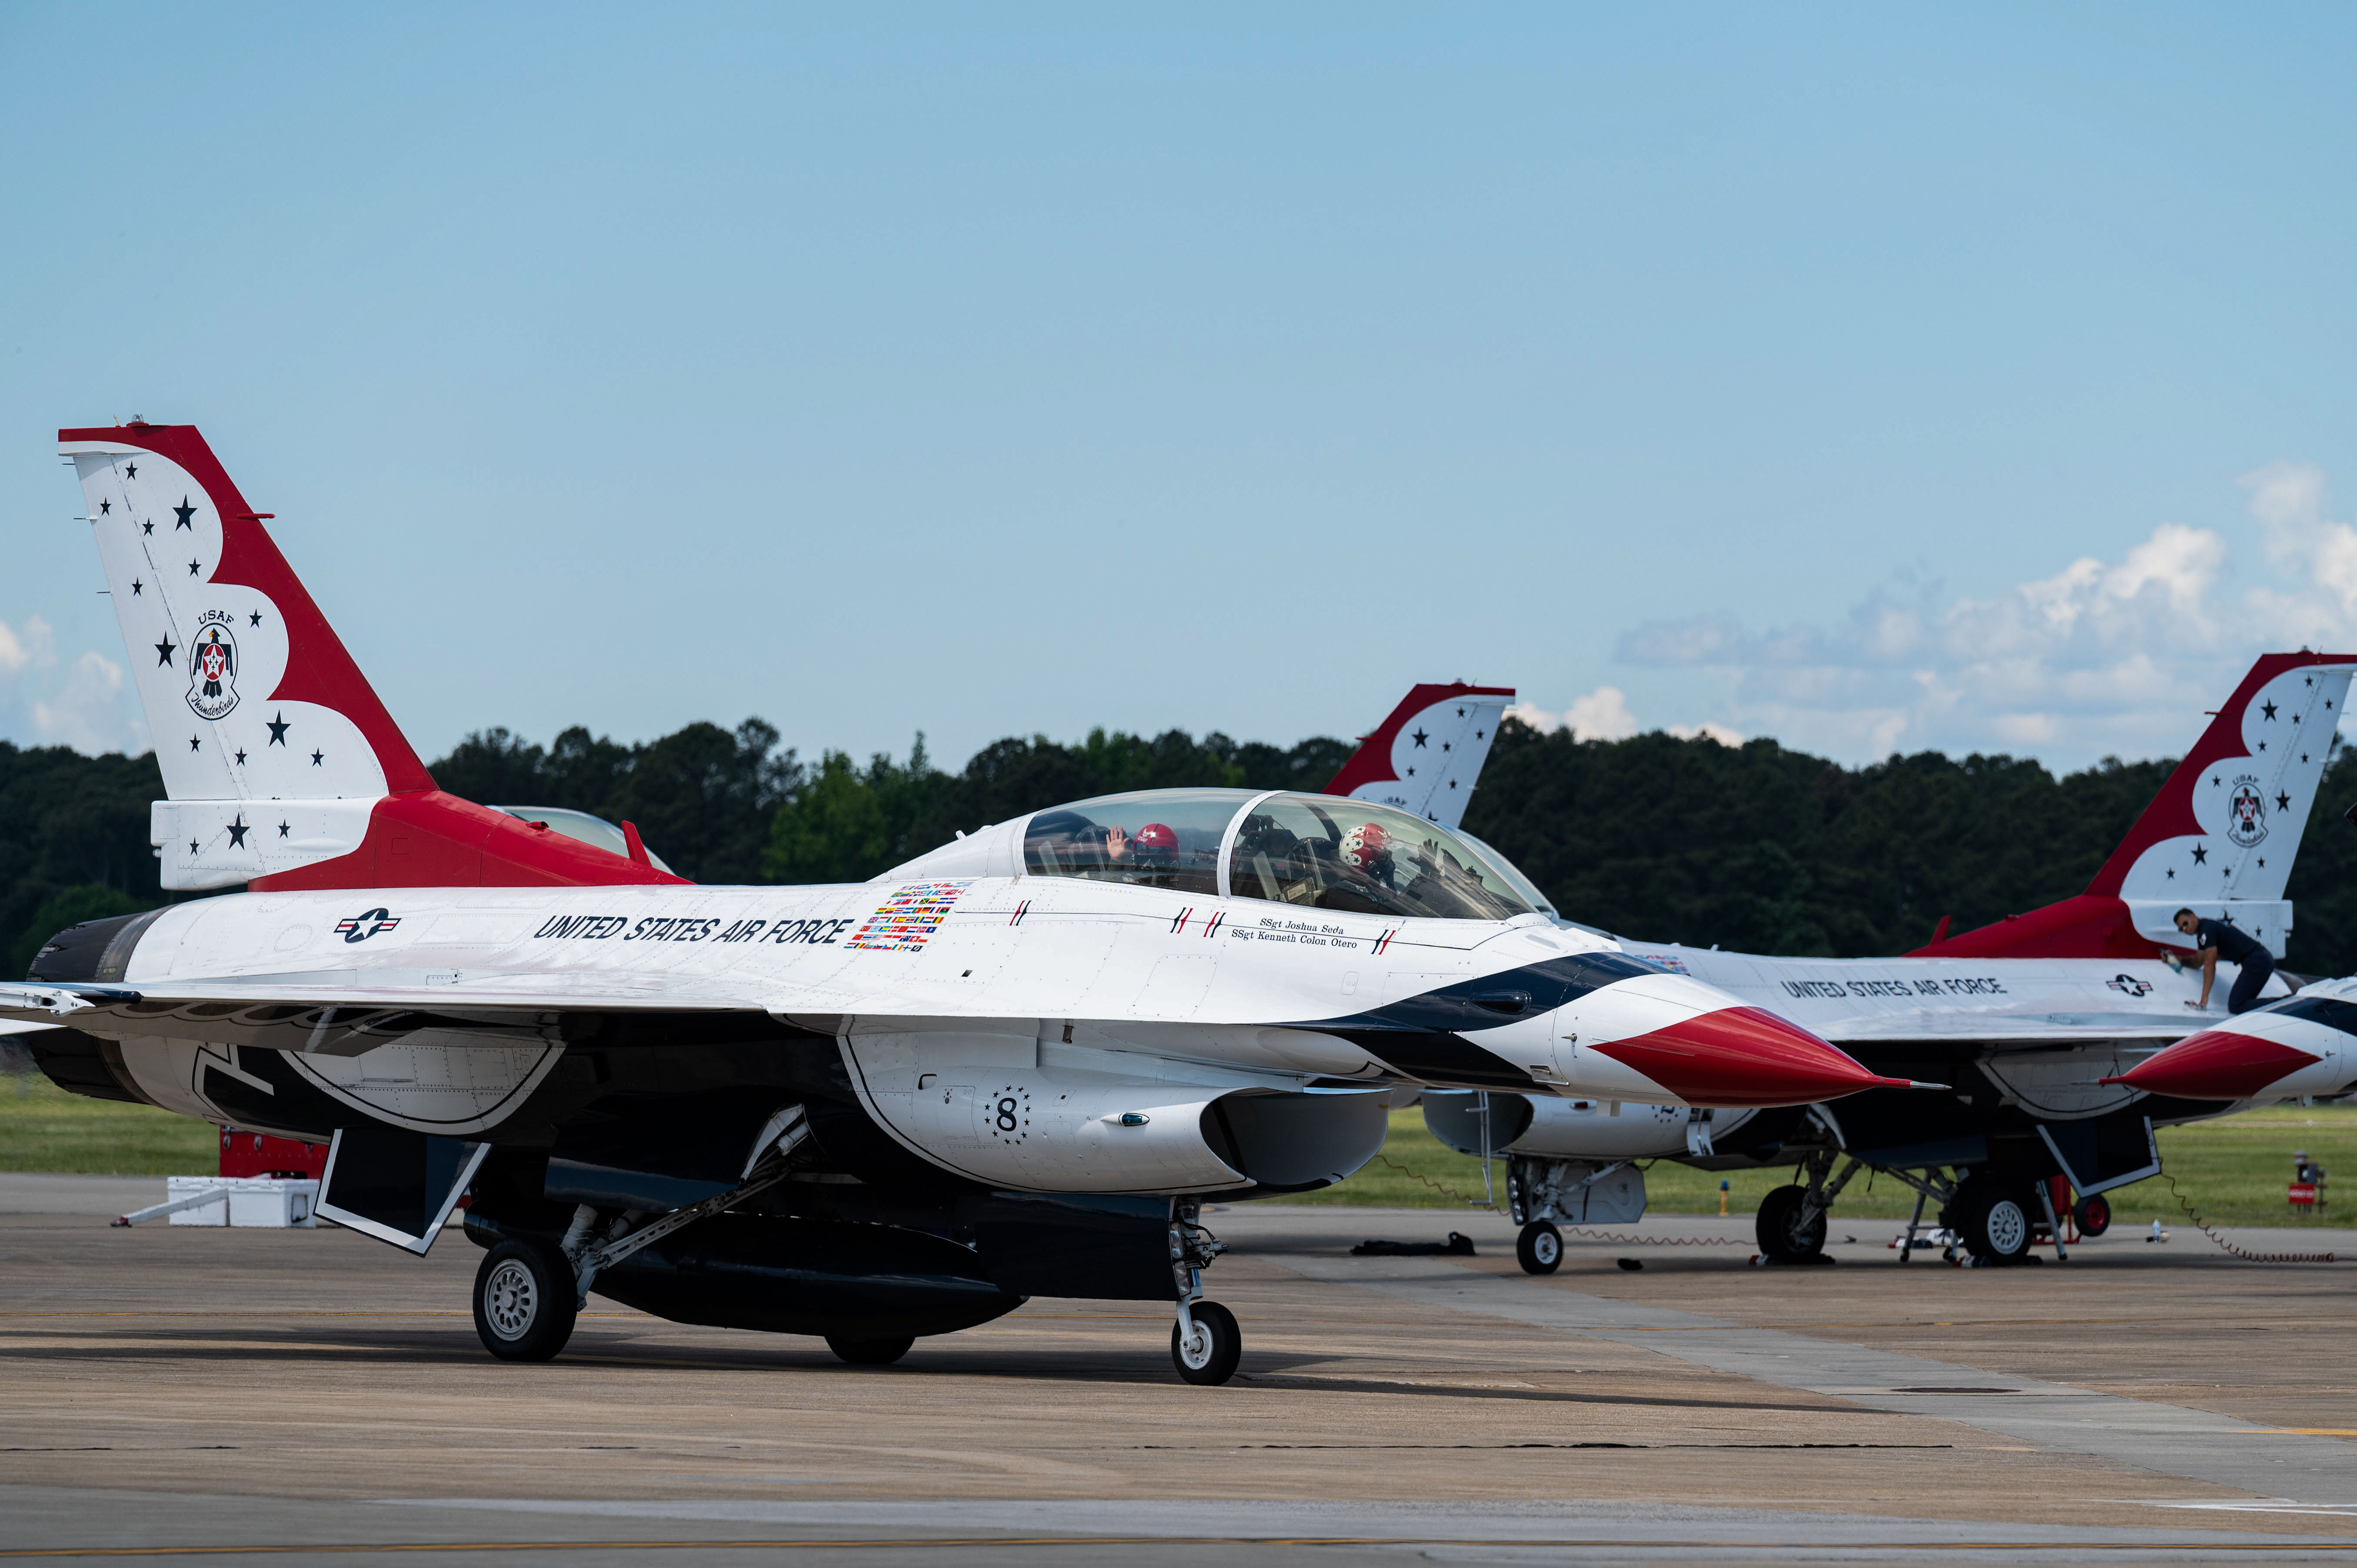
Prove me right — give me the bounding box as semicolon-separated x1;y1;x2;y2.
186;612;240;722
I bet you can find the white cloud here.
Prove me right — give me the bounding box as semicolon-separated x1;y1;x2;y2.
31;652;139;755
0;618;146;758
1563;686;1639;742
1611;461;2357;765
1509;686;1738;746
1510;686;1641;741
0;616;56;676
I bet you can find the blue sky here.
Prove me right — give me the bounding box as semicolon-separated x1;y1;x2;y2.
4;6;2354;773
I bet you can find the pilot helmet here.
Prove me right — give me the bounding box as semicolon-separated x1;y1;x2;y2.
1339;821;1391;876
1132;822;1181;863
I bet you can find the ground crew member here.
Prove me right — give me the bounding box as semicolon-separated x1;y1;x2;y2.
2173;907;2276;1014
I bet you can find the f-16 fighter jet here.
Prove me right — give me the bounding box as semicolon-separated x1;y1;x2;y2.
1412;653;2357;1273
3;423;1897;1384
2106;978;2357;1103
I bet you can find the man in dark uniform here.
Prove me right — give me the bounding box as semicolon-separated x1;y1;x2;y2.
2173;907;2277;1014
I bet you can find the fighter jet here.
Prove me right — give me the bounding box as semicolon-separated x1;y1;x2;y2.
2106;978;2357;1103
1410;654;2357;1273
3;423;1894;1384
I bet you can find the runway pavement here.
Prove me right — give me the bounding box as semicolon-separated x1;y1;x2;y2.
5;1174;2357;1565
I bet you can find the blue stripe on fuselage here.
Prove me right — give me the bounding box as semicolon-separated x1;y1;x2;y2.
1305;952;1660;1034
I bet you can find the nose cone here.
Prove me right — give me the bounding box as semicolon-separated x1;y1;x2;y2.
2109;1027;2322;1100
1588;1003;1909;1108
1565;971;1914;1108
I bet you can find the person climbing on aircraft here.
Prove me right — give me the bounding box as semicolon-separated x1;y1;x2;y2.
2173;907;2277;1014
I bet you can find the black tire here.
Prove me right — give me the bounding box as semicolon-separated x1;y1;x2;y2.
1754;1184;1828;1263
1516;1221;1564;1275
826;1335;914;1366
1953;1185;2034;1263
1171;1300;1242;1386
2074;1194;2111;1237
473;1237;577;1362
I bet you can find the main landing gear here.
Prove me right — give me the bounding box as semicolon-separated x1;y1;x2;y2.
1754;1149;1861;1265
1168;1196;1238;1385
471;1109;811;1365
473;1235;577;1363
826;1335;914;1366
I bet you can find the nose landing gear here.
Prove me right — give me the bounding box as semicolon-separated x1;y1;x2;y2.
1172;1298;1242;1385
1168;1196;1238;1385
1516;1220;1564;1275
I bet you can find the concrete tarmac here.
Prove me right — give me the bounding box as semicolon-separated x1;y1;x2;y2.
6;1176;2357;1564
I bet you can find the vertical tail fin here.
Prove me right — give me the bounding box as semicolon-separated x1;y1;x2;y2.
1324;683;1514;831
1913;653;2357;960
60;421;679;891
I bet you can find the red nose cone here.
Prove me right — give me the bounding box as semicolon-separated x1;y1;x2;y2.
2109;1029;2321;1100
1590;1005;1909;1108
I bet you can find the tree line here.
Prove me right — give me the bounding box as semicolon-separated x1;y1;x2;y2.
7;717;2357;981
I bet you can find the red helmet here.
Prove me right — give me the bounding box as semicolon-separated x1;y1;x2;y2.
1339;822;1390;874
1132;822;1180;861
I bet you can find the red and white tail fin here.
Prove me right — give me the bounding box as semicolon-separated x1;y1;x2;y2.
60;421;680;892
1324;683;1514;830
1912;652;2357;961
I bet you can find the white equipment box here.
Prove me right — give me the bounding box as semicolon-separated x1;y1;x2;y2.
165;1175;320;1228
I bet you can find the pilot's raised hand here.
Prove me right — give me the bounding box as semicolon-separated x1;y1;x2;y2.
1104;825;1130;862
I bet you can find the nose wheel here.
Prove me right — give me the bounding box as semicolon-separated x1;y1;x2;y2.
1516;1220;1564;1275
1172;1300;1241;1385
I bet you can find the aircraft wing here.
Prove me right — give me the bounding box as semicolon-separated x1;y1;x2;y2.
1808;1009;2201;1049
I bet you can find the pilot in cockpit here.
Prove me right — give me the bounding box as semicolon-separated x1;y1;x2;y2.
1337;821;1394;887
1105;822;1180;869
1028;810;1184;883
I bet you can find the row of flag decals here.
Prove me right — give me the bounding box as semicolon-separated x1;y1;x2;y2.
846;880;971;953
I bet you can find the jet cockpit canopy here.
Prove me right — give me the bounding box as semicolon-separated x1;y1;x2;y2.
888;787;1533;922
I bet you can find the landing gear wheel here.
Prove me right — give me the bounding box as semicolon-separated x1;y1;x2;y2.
1516;1221;1564;1275
1171;1300;1241;1386
1950;1184;2033;1264
473;1237;577;1362
826;1335;913;1366
1754;1184;1828;1263
2074;1194;2111;1237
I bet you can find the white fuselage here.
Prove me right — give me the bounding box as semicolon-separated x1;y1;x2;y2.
83;872;1784;1192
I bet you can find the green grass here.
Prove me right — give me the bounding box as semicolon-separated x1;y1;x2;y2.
8;1069;2355;1231
0;1070;218;1175
1272;1104;2357;1230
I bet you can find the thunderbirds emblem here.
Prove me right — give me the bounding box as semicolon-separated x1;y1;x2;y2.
186;612;239;721
2227;774;2267;847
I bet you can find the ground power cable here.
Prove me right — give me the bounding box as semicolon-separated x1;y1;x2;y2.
2157;1165;2340;1264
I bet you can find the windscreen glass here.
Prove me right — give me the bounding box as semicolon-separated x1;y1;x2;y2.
1228;796;1533;921
1021;789;1252;896
1458;831;1558;918
496;805;676;875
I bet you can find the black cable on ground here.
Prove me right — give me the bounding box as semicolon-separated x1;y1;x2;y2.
2157;1166;2340;1264
1372;1153;1496;1210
